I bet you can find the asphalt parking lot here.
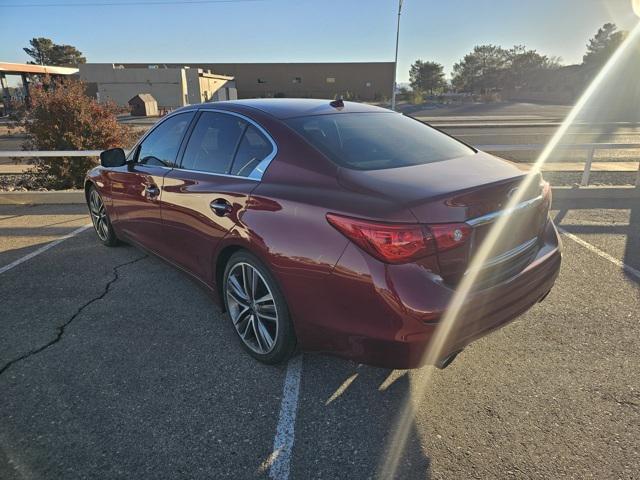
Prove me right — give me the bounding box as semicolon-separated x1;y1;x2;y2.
0;195;638;479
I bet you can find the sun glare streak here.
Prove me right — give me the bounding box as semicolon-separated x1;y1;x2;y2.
325;373;358;405
633;0;640;17
378;20;640;480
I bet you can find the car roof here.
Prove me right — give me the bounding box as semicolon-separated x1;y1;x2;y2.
197;98;392;119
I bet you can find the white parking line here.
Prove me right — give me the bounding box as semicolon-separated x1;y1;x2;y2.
268;354;303;480
558;227;640;280
0;224;92;275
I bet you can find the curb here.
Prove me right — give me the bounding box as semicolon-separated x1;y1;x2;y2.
0;190;86;205
424;122;563;129
551;185;639;200
413;119;640;129
1;185;638;206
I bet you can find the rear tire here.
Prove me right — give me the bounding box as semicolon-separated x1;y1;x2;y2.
223;250;297;365
87;186;120;247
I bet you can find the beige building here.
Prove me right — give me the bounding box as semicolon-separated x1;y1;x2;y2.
79;64;237;110
85;62;395;102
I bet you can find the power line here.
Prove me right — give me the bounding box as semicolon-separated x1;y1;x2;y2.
2;0;265;7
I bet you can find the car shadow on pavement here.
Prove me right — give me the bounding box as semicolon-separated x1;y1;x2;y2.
293;355;431;479
552;189;639;285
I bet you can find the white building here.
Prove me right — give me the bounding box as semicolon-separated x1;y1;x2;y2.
79;64;237;110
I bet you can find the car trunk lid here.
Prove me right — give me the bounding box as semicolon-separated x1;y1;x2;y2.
337;152;550;285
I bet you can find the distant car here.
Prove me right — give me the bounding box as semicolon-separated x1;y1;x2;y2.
86;99;561;368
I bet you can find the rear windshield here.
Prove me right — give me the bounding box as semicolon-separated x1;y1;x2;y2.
285;112;475;170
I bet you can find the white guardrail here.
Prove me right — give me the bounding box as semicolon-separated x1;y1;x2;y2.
1;143;639;187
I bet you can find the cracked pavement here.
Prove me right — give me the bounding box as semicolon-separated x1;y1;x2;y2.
0;203;638;479
0;255;147;376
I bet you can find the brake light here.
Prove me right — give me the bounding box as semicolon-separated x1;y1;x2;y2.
326;213;470;264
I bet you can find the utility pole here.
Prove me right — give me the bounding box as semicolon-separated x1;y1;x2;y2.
391;0;403;111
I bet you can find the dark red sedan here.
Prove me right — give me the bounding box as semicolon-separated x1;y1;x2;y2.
86;99;561;369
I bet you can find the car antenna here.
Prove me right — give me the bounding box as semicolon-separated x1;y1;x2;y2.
330;97;344;108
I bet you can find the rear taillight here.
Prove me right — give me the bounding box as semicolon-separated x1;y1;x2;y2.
326;213;470;264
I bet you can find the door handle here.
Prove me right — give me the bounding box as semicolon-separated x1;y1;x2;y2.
210;198;232;217
144;184;160;197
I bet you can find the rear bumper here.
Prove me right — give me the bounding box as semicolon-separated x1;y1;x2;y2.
295;219;562;369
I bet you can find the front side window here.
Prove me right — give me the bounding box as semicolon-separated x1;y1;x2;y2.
230;125;273;176
285;112;475;171
137;111;194;167
181;112;247;174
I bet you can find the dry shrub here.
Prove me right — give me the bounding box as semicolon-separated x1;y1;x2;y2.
22;79;136;189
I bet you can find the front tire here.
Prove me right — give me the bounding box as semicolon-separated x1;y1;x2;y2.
87;186;119;247
223;251;297;364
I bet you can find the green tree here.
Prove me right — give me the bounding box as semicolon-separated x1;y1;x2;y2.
451;45;508;93
24;37;86;66
452;44;559;94
22;79;135;189
582;23;626;69
409;60;446;95
504;45;560;90
23;38;54;65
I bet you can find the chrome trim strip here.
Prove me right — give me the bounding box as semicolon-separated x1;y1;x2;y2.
134;164;173;170
170;167;260;182
466;194;544;227
465;237;538;276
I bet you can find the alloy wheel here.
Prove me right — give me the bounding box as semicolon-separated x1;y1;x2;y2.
226;262;279;354
89;189;110;241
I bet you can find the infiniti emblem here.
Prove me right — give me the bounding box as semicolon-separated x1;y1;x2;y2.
506;187;518;200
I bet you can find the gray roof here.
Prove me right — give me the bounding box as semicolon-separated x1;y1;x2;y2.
128;93;156;104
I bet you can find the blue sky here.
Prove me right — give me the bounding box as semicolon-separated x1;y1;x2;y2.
1;0;639;82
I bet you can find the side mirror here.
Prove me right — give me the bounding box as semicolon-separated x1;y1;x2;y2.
100;148;127;168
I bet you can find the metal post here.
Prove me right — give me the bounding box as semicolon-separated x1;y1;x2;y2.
580;146;595;187
390;0;403;111
21;73;31;108
0;73;10;115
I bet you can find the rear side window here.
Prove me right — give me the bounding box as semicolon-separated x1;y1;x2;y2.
285;112;475;170
230;125;273;176
137;111;195;167
181;112;247;174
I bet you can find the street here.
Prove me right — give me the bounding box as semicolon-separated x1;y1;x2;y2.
441;124;640;162
0;195;638;479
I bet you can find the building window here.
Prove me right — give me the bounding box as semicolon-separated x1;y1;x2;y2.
257;78;267;84
326;77;336;83
292;77;302;84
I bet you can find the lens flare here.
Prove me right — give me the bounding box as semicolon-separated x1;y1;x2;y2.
634;0;640;17
379;20;640;480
